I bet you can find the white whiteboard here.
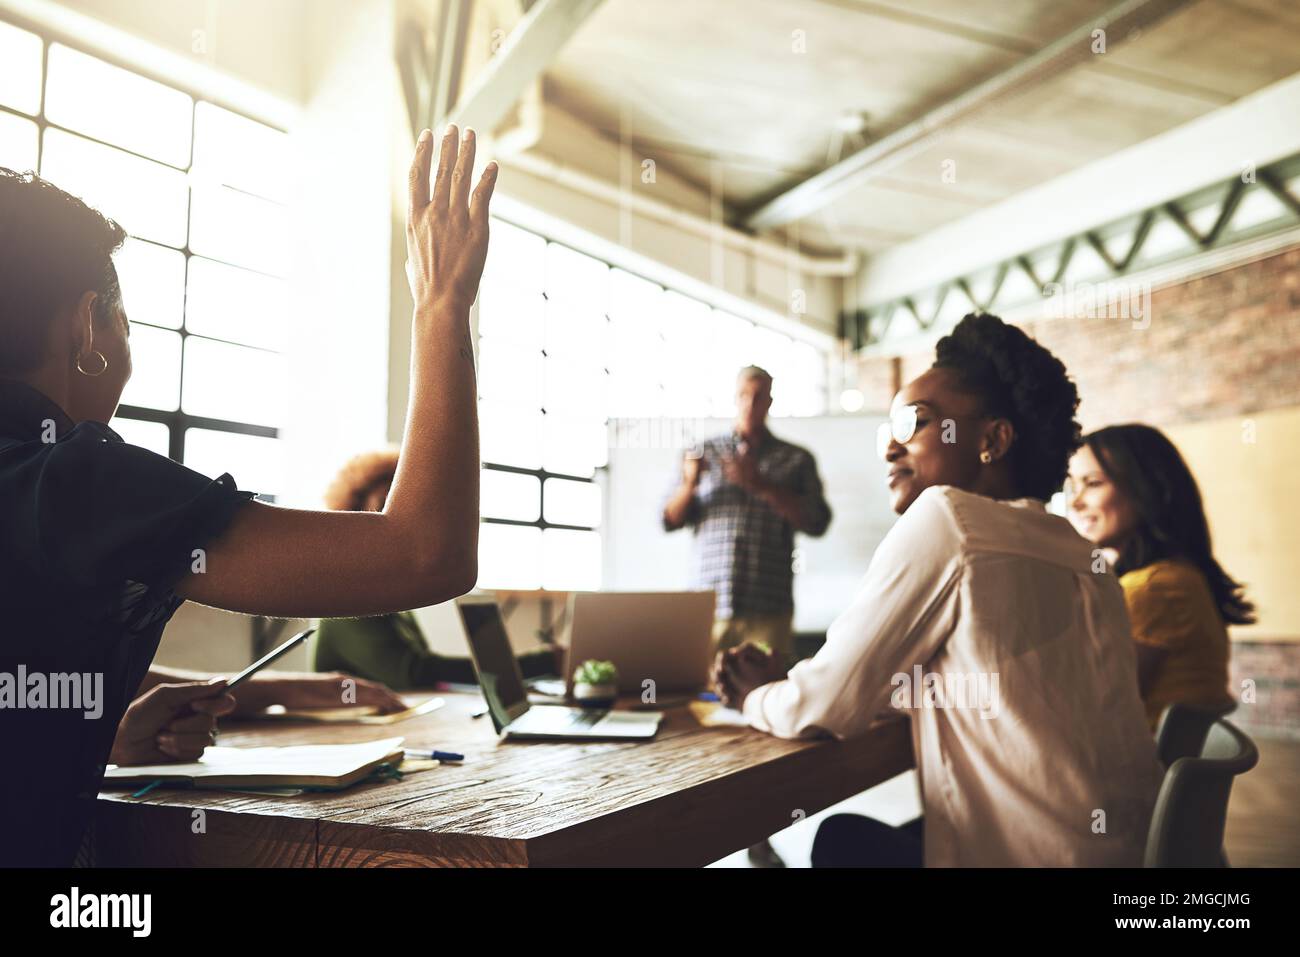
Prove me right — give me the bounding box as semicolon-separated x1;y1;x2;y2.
603;414;897;632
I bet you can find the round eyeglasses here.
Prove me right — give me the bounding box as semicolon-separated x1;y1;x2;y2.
876;402;920;460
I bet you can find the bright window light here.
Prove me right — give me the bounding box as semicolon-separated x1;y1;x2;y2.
608;369;664;419
477;523;542;590
189;184;287;275
542;416;606;477
478;284;544;350
120;323;181;412
185;428;284;496
544;298;606;364
543;355;608;422
183;336;285;427
541;528;601;591
41;127;189;247
544;478;602;528
478;337;543;403
546;242;607;312
185;256;288;350
474;218;829;591
482;219;545;294
0;111;38;171
109;417;170;457
11;15;290;480
479;399;544;470
0;21;42;116
115;239;185;330
192;101;289;201
481;469;541;523
44;44;193;168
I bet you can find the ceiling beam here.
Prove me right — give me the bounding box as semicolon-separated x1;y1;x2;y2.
441;0;606;135
742;0;1198;231
856;68;1300;304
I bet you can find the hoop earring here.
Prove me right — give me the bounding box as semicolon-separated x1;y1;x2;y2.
76;350;109;377
979;450;993;464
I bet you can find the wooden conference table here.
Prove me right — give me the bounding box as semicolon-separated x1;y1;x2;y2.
93;692;914;867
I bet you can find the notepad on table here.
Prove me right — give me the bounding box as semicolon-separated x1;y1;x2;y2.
103;736;406;790
689;700;750;727
253;696;445;725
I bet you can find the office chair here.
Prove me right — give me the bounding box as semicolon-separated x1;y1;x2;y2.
1154;701;1236;768
1144;713;1258;867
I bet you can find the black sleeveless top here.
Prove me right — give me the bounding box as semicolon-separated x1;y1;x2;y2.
0;380;253;865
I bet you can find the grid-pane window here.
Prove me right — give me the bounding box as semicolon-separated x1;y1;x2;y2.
0;110;37;170
0;21;42;117
475;219;829;591
1;23;289;498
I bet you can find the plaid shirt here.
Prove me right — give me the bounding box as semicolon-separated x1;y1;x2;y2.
663;429;831;618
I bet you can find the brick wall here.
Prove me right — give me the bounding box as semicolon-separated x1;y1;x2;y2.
1231;643;1300;741
855;245;1300;738
855;247;1300;426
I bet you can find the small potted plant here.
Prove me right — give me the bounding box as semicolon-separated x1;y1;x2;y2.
572;659;619;708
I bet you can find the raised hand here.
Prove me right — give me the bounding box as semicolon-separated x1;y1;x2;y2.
405;124;498;314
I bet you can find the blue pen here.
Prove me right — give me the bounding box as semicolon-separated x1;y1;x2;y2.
404;749;464;762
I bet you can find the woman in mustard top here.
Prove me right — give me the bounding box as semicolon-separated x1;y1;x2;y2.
1066;424;1253;730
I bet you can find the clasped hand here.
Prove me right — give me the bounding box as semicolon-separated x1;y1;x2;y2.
711;642;787;711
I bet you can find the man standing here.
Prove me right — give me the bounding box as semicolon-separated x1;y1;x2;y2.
662;366;831;868
663;366;832;671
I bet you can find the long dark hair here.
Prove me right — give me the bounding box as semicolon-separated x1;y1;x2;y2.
1085;424;1255;626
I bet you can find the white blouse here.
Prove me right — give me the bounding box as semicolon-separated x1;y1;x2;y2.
743;485;1165;866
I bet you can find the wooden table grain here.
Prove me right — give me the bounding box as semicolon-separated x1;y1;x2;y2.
93;693;915;867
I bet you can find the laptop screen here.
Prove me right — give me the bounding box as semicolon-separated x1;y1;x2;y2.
459;602;529;731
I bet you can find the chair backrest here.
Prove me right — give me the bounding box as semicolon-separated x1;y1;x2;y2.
1154;702;1234;768
1144;716;1258;867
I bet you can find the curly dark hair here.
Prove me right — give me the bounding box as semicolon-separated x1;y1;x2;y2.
323;449;401;511
932;312;1082;501
0;168;127;375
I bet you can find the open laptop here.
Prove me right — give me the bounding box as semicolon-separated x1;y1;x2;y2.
565;591;716;698
458;599;663;740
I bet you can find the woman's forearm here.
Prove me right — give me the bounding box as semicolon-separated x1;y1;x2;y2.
384;302;480;588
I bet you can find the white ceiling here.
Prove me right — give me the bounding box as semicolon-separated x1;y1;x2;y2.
541;0;1300;254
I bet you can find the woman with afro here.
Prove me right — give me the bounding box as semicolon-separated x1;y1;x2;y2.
714;313;1165;867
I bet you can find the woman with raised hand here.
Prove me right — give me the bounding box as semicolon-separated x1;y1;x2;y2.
1067;424;1247;730
0;125;496;866
714;313;1164;867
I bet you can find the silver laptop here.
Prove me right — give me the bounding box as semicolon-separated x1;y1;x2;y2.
459;599;662;740
565;591;716;698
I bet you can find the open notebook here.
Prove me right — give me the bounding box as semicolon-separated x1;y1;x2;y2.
102;737;406;790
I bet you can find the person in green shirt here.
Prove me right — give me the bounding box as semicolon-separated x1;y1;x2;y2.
309;450;560;690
